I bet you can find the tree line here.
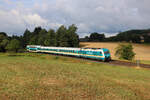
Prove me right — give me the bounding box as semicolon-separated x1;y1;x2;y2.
0;24;79;52
1;25;150;52
106;29;150;43
81;29;150;43
80;32;105;42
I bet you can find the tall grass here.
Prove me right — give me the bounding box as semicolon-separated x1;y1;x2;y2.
0;53;150;100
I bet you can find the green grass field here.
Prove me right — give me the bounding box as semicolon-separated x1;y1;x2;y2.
0;53;150;100
140;60;150;65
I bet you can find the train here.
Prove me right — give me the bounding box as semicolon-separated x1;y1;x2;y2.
26;45;111;61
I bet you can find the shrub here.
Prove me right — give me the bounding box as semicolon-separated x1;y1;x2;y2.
6;39;21;53
115;43;135;60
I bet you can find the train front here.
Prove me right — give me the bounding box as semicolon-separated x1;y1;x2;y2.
103;48;111;61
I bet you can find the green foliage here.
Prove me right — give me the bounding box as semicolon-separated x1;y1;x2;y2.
29;36;37;45
37;29;47;45
1;39;9;47
115;32;141;43
81;32;105;42
23;29;31;46
55;24;79;47
44;29;56;46
23;25;79;47
143;35;150;43
0;33;9;52
0;24;79;52
6;39;21;52
106;29;150;43
67;24;79;47
33;26;42;35
115;43;135;60
56;25;68;47
89;32;105;42
0;39;9;52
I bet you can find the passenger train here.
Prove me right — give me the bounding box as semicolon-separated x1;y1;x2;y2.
27;45;111;61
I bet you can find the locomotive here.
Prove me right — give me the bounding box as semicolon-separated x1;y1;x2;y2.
27;45;111;61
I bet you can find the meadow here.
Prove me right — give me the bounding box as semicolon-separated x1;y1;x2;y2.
80;42;150;64
0;53;150;100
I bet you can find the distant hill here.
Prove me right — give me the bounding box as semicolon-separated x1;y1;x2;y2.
108;29;150;43
80;29;150;43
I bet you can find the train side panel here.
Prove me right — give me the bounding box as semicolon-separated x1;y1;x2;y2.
27;45;111;61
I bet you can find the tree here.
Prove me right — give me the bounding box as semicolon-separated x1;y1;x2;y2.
0;32;7;37
85;36;89;42
23;29;31;46
67;24;79;47
37;29;47;45
115;43;135;60
89;32;105;42
0;39;9;52
144;35;150;43
131;34;141;43
6;39;21;52
0;32;9;52
56;25;68;47
44;29;56;46
33;26;42;35
0;24;80;52
0;32;7;42
29;36;37;45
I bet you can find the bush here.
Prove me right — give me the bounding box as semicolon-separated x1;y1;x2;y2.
6;39;21;53
115;43;135;60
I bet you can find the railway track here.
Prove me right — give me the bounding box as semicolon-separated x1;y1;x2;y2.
107;60;150;69
67;56;150;69
77;57;150;69
33;52;150;69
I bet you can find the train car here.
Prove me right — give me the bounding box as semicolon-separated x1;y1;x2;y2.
26;45;111;61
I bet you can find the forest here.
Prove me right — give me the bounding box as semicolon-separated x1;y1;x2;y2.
0;24;79;52
0;24;150;53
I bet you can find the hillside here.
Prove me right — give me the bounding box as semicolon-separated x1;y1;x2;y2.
80;29;150;43
111;29;150;43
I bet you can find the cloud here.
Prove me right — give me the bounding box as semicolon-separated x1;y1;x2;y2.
0;0;150;37
0;8;49;35
23;14;47;27
3;0;12;4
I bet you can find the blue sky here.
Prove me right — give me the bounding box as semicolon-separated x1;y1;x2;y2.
0;0;150;37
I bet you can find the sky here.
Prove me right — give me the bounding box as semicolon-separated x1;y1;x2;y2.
0;0;150;37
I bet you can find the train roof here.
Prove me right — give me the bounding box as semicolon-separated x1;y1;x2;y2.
27;45;109;51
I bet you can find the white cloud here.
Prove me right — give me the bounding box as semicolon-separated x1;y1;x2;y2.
0;0;150;37
3;0;12;4
0;8;48;35
23;14;47;27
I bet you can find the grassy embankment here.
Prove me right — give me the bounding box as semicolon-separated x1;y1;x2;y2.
0;53;150;100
